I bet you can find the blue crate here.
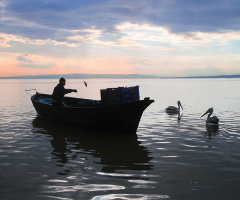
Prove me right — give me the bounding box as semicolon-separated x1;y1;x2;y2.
120;86;139;102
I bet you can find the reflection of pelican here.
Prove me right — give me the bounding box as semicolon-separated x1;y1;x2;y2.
166;100;183;114
206;125;219;138
32;116;152;174
166;112;183;123
177;113;183;123
201;107;219;125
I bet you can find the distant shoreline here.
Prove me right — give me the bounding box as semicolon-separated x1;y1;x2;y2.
0;74;240;79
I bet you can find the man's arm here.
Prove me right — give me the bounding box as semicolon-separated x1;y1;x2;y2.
63;88;77;94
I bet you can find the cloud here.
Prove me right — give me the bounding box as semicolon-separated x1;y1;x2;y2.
1;0;240;42
18;62;54;68
0;0;240;77
181;66;223;77
15;53;55;68
1;0;240;48
16;53;33;63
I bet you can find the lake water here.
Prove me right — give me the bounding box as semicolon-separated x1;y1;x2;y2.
0;78;240;200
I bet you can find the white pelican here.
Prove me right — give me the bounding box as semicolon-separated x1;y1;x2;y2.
166;100;183;114
200;107;219;125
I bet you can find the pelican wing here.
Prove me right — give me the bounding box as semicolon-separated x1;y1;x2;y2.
207;116;219;124
166;106;177;110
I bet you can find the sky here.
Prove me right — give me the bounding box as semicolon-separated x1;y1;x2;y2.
0;0;240;77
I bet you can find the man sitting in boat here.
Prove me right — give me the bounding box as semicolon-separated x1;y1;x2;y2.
52;77;77;106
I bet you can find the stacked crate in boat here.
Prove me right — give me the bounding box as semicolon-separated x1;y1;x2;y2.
100;87;122;105
100;86;139;105
121;86;139;103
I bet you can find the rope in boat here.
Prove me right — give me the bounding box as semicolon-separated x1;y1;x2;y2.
25;89;37;95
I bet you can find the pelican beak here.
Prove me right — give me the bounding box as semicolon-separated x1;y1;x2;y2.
201;108;211;118
200;111;208;118
180;103;183;110
178;101;183;110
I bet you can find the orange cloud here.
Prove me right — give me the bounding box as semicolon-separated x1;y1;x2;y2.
0;51;136;77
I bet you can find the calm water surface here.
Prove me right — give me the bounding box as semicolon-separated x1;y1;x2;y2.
0;78;240;200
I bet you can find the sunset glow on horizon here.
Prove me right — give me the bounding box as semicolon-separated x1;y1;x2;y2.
1;1;240;77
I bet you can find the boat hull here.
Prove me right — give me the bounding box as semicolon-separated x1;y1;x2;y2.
31;93;154;132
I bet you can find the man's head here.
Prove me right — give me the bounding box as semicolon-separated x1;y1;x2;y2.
59;77;66;86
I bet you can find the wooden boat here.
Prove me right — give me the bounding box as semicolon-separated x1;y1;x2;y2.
31;92;154;132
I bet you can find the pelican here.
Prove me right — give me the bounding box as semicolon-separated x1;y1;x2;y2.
200;107;219;125
166;100;183;114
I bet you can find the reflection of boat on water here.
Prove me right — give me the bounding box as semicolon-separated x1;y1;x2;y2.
30;92;154;132
32;117;153;173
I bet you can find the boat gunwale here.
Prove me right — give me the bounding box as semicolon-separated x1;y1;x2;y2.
31;93;154;109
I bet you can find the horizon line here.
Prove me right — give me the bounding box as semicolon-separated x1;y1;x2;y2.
0;73;240;79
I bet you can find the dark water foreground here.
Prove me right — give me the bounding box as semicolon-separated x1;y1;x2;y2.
1;78;240;199
1;113;240;200
1;116;155;200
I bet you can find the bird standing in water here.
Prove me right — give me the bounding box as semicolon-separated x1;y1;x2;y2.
201;107;219;125
166;100;183;114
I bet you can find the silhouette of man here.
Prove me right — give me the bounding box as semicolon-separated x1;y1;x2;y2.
52;77;77;106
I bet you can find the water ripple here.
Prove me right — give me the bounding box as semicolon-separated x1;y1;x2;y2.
44;184;125;193
92;194;170;200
